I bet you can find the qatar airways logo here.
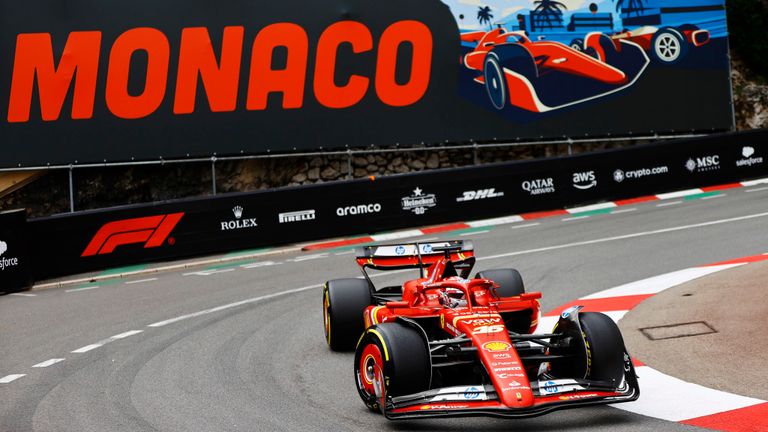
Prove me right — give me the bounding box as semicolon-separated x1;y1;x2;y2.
521;178;555;195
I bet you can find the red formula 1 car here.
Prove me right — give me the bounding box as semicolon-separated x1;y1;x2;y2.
460;29;648;113
322;240;639;420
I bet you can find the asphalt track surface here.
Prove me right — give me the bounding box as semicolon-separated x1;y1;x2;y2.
2;186;767;432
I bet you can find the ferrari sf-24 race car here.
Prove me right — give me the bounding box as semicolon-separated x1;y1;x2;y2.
322;240;639;420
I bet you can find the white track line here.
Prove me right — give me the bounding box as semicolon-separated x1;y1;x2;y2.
0;374;25;384
126;278;158;285
620;366;763;421
32;358;65;368
9;293;37;297
479;211;768;262
656;201;682;207
460;230;488;236
562;216;589;222
580;264;743;299
566;202;617;213
183;268;236;276
611;208;637;214
241;261;281;269
511;223;540;229
110;330;143;340
745;186;768;193
65;286;100;293
656;189;702;199
741;178;768;186
71;344;102;353
466;215;524;228
701;194;724;200
147;283;323;328
371;230;423;241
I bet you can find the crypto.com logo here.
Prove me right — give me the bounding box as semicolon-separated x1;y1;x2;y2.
81;213;184;257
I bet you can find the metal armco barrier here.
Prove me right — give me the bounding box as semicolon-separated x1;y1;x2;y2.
19;129;768;280
0;209;34;292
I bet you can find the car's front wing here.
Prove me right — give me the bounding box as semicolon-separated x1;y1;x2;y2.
383;375;639;420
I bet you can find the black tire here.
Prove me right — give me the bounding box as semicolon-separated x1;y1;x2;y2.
354;323;431;412
585;34;619;64
475;268;525;297
483;44;537;110
323;278;372;351
570;38;584;51
651;27;688;64
579;312;627;384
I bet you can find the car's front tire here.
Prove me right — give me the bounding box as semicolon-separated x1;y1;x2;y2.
354;323;431;413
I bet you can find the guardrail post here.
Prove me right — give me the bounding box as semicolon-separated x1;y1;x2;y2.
473;143;479;165
211;157;217;195
347;149;353;179
68;166;75;213
567;138;573;156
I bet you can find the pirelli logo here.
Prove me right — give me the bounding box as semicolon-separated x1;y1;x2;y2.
81;213;184;257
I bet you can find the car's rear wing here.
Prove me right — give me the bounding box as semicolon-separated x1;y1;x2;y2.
355;240;475;271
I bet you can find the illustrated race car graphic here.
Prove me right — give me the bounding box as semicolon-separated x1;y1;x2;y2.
608;25;710;64
322;240;639;419
460;29;649;113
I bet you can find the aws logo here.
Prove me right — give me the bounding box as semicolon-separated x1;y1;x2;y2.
572;171;596;190
5;21;433;123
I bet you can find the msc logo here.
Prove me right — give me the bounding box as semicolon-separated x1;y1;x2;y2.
81;213;184;257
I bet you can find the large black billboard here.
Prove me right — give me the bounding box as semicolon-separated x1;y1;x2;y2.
24;129;768;280
0;0;733;167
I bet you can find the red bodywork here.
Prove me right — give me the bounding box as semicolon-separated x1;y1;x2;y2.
354;242;639;418
462;29;626;85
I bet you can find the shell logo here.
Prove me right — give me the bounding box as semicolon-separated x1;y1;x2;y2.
482;341;511;352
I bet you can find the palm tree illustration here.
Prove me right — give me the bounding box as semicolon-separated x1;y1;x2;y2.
477;6;494;30
614;0;647;17
532;0;568;30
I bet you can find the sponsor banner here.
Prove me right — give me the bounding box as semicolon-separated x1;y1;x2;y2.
21;129;768;280
0;209;34;292
0;0;732;168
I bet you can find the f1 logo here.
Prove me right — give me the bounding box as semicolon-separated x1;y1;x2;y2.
81;213;184;257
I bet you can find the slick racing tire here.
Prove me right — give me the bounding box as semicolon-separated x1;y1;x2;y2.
323;278;372;351
585;33;620;64
578;312;627;384
354;323;431;413
551;312;627;384
483;44;537;110
475;268;525;297
570;38;584;51
651;27;688;64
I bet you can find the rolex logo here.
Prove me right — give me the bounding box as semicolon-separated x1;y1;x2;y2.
233;206;244;219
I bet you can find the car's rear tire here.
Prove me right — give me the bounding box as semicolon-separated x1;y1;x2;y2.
570;38;584;51
651;27;688;64
323;278;372;351
354;323;431;412
475;268;525;297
